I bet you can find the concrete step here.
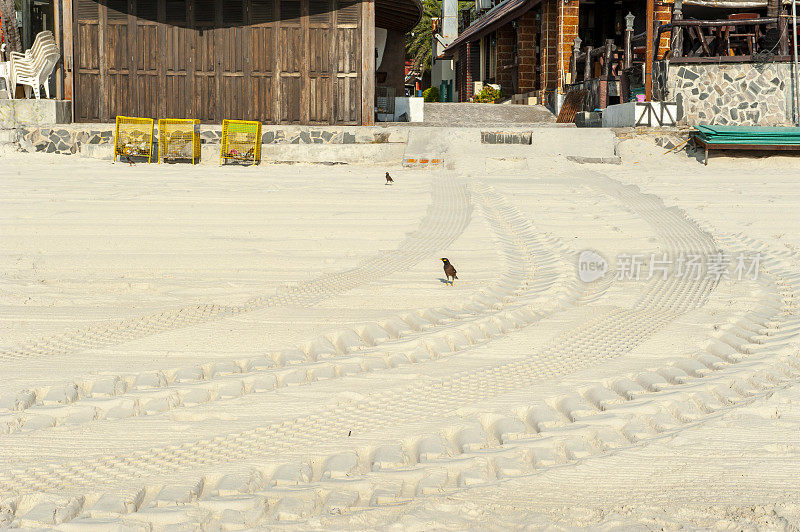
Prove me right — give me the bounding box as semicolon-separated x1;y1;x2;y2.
0;129;17;144
423;102;556;126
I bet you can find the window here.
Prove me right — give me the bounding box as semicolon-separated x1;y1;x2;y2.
484;32;497;82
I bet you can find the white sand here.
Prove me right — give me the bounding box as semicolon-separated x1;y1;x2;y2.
0;143;798;530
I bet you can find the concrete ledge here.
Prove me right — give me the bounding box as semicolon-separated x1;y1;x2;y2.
530;128;617;159
0;99;72;128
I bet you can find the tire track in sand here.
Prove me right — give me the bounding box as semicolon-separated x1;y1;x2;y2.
0;178;599;434
0;174;472;364
0;174;711;502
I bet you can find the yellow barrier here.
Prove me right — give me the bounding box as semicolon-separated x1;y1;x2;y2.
220;120;262;166
113;116;154;163
158;119;201;164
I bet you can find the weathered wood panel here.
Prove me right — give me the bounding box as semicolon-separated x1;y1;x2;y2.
74;0;101;121
73;0;366;123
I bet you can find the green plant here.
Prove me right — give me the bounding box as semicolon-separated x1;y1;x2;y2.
473;85;502;103
423;86;441;102
406;0;473;75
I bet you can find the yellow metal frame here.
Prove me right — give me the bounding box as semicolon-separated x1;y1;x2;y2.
219;119;262;166
113;116;154;163
158;119;201;164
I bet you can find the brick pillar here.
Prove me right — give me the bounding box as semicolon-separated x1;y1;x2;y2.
496;23;515;96
558;0;579;89
655;0;673;59
540;0;558;97
458;41;480;101
458;44;470;102
517;9;538;94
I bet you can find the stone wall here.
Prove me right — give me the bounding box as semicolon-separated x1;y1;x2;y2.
656;60;794;126
13;125;407;156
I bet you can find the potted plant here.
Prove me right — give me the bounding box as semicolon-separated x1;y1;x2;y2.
473;85;502;103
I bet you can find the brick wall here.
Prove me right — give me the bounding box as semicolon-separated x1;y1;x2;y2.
496;23;516;96
559;0;579;88
457;44;469;102
457;42;482;101
517;9;538;93
540;0;557;95
655;1;673;59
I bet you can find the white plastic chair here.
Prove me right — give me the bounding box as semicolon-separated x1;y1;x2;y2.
9;31;56;63
10;43;60;99
0;60;11;97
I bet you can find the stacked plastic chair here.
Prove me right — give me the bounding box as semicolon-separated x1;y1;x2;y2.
8;31;60;99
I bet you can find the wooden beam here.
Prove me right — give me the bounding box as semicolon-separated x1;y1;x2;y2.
22;0;33;49
329;0;337;124
671;0;683;58
273;0;281;123
361;0;375;125
128;0;138;117
583;45;592;82
301;0;310;123
99;0;108;120
243;0;252;121
54;0;63;98
671;55;791;63
64;0;73;108
213;0;222;121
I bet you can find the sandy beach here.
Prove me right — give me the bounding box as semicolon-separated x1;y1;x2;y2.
1;140;798;529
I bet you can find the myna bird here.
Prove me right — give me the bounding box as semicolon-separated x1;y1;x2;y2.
385;172;394;185
441;258;458;286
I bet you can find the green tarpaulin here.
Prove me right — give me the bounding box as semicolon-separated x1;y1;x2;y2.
693;125;800;145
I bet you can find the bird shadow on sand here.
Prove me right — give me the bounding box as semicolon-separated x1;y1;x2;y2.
438;278;450;284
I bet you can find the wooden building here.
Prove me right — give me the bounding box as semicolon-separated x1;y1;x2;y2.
444;0;794;113
53;0;420;123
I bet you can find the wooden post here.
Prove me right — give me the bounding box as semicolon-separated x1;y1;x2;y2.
300;0;310;123
99;0;108;120
602;38;613;78
570;36;581;83
671;0;683;58
645;0;654;100
54;0;63;99
22;0;33;49
583;45;593;81
779;5;790;56
624;12;634;69
273;0;281;123
63;0;73;107
361;0;375;125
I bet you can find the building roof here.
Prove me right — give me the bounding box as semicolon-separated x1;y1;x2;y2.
442;0;537;56
376;0;423;33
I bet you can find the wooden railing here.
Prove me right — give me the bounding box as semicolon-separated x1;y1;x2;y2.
565;11;792;107
569;39;619;84
657;17;789;58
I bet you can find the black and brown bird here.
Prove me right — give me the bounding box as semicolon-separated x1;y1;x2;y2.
441;258;458;286
385;172;394;185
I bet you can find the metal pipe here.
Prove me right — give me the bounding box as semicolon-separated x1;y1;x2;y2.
646;0;654;100
793;0;800;125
